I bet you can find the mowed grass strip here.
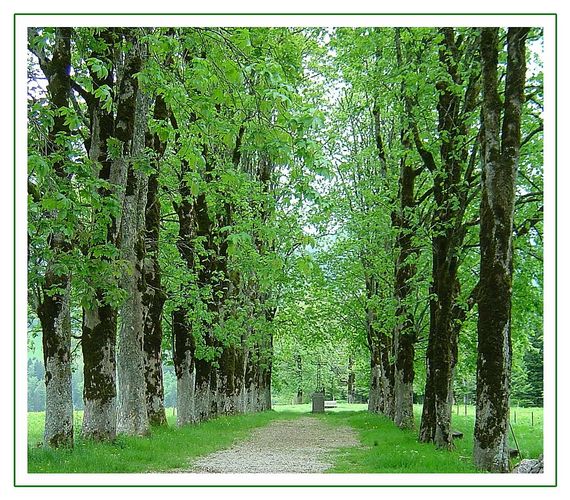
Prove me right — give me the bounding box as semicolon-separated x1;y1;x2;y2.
311;404;543;473
28;410;301;473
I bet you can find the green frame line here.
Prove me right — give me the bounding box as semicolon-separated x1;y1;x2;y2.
13;12;558;15
14;12;558;489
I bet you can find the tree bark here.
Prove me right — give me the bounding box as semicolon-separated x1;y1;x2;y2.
474;27;529;472
347;356;356;404
116;36;151;436
418;28;478;449
191;182;219;422
172;307;196;425
365;273;394;417
253;159;276;413
294;354;303;404
38;280;73;448
32;27;74;448
142;94;168;426
82;301;117;441
81;28;119;441
392;28;418;430
392;152;417;430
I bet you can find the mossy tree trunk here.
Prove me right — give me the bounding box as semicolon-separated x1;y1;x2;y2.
142;94;168;426
81;28;120;442
365;273;394;417
116;35;151;437
417;28;480;449
392;163;417;430
391;28;419;430
474;27;529;472
30;27;75;448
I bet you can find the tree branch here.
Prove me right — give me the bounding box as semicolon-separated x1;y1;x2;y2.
521;124;543;148
27;27;51;77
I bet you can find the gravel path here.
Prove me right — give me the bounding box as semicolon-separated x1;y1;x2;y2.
189;416;360;473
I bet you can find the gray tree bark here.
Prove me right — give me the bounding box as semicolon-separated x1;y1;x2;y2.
417;28;480;450
39;280;73;448
392;27;418;430
81;28;119;442
172;308;196;425
142;95;169;426
116;37;151;436
474;27;529;472
30;27;75;448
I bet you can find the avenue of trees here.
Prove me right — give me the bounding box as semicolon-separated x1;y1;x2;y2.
27;26;543;472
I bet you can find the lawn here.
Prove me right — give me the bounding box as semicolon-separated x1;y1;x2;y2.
28;404;542;474
276;403;543;473
27;409;301;473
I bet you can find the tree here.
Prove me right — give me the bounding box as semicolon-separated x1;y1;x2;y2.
79;28;143;441
28;27;74;448
391;27;420;430
25;27;543;472
414;28;481;449
142;94;169;426
474;27;530;472
115;31;151;437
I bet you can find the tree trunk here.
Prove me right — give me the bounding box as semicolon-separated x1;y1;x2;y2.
410;29;480;447
365;273;394;417
82;300;117;441
347;356;356;404
194;356;214;421
244;348;256;412
172;308;195;425
33;27;74;448
142;95;168;426
38;280;73;448
116;40;151;436
418;29;464;448
81;29;119;441
192;184;218;422
392;28;418;430
365;274;383;414
474;27;529;472
217;345;237;415
260;332;273;410
419;275;458;448
392;159;417;430
294;354;303;404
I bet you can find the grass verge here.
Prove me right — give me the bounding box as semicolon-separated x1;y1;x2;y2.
28;410;300;473
312;405;543;473
28;404;542;474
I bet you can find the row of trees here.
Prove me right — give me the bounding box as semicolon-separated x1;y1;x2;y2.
28;27;321;445
28;26;543;473
305;26;542;472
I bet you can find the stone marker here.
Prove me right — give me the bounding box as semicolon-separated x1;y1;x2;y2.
312;392;325;413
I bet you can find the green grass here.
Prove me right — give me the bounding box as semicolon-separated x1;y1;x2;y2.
27;409;301;473
315;404;543;473
28;404;543;474
273;402;368;413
